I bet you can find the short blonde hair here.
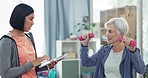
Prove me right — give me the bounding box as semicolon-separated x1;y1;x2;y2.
104;17;129;36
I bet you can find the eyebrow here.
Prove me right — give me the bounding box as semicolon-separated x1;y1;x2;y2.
107;29;112;31
107;29;115;33
30;17;34;19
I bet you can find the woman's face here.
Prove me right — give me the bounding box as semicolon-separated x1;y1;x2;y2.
24;13;34;32
106;24;120;44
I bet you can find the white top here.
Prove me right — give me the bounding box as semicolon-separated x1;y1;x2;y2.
104;49;123;78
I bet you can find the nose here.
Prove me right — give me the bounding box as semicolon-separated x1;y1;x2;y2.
32;21;34;25
106;31;109;36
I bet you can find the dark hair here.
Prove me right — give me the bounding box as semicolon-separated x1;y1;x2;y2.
10;3;34;31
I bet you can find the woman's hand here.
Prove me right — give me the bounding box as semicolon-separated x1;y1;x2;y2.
47;60;58;69
123;37;136;52
81;34;90;46
32;55;49;67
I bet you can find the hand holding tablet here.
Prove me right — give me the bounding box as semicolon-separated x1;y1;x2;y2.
39;53;67;68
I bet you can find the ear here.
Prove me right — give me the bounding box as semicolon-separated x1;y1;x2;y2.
120;32;124;36
118;32;124;42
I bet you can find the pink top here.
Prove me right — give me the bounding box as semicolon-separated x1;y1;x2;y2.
10;32;37;78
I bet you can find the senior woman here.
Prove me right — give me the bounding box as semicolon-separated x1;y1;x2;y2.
80;17;146;78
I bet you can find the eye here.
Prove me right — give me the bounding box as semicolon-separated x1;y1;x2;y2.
30;17;34;20
30;18;33;21
108;30;113;33
106;30;114;33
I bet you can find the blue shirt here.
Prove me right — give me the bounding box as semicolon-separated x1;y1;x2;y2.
80;44;146;78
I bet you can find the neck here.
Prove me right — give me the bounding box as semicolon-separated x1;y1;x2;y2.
11;29;24;37
112;42;124;53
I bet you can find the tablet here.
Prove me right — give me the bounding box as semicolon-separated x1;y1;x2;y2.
39;53;67;68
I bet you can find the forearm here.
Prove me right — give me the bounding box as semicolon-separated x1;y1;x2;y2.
0;62;33;78
80;46;97;67
80;47;89;66
130;48;146;74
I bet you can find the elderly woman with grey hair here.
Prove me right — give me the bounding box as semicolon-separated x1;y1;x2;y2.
80;17;146;78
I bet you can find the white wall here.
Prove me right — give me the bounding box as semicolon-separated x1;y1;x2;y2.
0;0;45;57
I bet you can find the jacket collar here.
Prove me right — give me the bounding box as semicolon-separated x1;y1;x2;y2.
102;44;112;64
121;47;128;62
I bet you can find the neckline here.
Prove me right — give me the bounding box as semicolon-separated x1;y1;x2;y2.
9;31;25;38
111;49;123;54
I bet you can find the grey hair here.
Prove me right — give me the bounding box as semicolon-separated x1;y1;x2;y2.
104;17;129;36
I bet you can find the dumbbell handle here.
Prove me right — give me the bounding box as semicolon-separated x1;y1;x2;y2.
79;33;94;41
118;36;136;47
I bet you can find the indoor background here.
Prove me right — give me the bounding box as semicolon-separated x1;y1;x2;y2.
0;0;147;78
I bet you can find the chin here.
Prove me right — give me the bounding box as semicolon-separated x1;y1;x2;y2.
107;42;110;44
107;40;112;44
24;30;29;32
107;41;110;44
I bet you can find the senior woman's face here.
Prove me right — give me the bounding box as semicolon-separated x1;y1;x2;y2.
24;13;34;32
106;24;120;44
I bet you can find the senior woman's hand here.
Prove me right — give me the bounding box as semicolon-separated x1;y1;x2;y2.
81;34;91;46
123;37;136;52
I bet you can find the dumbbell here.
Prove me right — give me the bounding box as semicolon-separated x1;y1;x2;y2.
79;33;94;41
118;36;136;47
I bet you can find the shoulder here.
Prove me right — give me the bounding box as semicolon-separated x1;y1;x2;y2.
24;32;34;41
0;35;16;55
96;44;112;56
98;44;112;55
100;44;112;50
0;33;16;46
0;33;14;42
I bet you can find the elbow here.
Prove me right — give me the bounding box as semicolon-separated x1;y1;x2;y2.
81;61;89;67
81;63;89;67
138;70;146;74
81;63;86;67
81;59;96;67
1;73;18;78
1;74;7;78
137;66;146;74
81;59;90;67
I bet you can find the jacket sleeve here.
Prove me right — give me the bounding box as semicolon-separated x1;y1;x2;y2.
130;48;146;74
0;38;34;78
80;46;102;67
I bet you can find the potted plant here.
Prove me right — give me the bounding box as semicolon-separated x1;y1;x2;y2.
69;16;96;40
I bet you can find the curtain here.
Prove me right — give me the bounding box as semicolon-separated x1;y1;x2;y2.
44;0;92;58
143;0;148;65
